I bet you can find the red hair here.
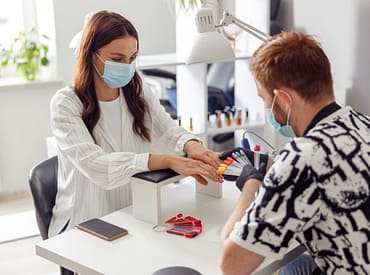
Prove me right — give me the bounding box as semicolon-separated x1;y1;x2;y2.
250;32;333;102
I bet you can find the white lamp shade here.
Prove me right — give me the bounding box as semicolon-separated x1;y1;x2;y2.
185;31;235;64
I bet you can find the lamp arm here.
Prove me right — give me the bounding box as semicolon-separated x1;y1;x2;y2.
216;11;269;42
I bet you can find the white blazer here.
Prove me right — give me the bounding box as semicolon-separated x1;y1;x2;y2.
48;85;197;237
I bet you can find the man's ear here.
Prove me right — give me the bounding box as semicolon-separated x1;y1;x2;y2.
274;89;292;107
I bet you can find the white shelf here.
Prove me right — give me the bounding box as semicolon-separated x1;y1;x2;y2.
206;121;264;136
188;121;265;137
137;51;251;70
138;0;270;148
137;53;184;69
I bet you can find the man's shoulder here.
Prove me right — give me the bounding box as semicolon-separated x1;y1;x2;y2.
309;106;370;134
280;136;320;159
272;105;370;182
269;136;329;181
302;106;370;151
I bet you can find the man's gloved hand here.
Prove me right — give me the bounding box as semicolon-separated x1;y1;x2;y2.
236;162;266;191
219;147;268;181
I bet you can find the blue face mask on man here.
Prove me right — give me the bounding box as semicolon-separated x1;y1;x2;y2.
94;53;136;88
265;92;296;138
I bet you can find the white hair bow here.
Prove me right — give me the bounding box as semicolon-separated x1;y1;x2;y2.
69;11;97;57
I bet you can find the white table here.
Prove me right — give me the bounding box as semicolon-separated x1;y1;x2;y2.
36;178;304;275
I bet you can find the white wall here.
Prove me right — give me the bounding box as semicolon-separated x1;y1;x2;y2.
54;0;176;85
279;0;370;115
0;81;61;194
0;0;176;195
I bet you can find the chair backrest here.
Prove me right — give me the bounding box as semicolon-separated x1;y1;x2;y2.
206;61;234;95
28;156;58;240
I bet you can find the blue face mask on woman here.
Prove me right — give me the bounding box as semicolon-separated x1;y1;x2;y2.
94;53;136;88
265;93;296;138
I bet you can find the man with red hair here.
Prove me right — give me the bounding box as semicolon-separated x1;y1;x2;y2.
220;32;370;275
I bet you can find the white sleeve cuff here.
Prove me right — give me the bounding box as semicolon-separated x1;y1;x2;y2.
176;134;203;153
134;152;150;172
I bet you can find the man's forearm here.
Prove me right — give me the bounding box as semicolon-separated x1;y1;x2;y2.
220;178;264;275
221;179;261;243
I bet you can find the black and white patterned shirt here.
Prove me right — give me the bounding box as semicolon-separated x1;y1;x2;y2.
230;104;370;274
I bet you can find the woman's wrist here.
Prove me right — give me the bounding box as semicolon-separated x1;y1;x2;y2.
148;154;173;170
183;139;202;154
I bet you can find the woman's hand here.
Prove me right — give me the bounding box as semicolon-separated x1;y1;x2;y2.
184;140;222;170
148;154;222;185
168;155;223;185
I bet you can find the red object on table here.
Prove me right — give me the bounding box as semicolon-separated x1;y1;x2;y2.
165;213;203;237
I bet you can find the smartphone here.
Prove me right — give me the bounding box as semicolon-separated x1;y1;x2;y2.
76;218;128;241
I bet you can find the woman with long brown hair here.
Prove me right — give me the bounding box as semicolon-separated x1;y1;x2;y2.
49;10;221;237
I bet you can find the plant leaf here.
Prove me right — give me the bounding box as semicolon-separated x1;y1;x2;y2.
41;56;49;66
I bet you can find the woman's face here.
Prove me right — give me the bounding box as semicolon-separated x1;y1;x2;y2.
94;35;138;73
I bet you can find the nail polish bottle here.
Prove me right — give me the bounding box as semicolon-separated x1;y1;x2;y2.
236;109;242;125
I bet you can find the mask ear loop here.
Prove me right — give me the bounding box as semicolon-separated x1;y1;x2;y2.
93;63;103;78
95;52;105;63
274;90;293;126
271;94;277;112
282;92;293;126
93;53;105;78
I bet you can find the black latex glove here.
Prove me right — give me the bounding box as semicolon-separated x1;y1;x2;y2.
236;162;266;191
219;147;268;181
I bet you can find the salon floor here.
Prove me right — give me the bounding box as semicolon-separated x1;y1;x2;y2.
0;192;59;275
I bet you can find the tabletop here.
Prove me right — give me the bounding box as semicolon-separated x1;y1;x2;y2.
36;178;304;275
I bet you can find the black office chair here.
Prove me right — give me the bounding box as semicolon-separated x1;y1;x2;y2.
28;156;73;275
29;156;58;240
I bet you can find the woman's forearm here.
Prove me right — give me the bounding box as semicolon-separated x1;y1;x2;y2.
148;154;173;170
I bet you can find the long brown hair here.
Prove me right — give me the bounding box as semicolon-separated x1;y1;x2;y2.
74;10;151;142
250;32;334;103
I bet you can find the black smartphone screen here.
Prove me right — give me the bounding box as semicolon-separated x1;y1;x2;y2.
76;218;128;241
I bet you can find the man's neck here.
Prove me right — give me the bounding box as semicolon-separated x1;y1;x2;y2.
294;97;335;136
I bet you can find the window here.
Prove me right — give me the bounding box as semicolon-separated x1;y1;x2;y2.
0;0;24;49
0;0;57;80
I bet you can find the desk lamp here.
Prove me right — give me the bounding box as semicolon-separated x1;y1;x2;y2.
186;8;270;64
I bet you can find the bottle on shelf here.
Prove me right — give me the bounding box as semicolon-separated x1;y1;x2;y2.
245;108;249;124
189;117;193;132
207;112;213;128
225;112;232;127
178;116;182;127
236;109;242;125
209;113;216;128
216;110;222;128
230;106;236;122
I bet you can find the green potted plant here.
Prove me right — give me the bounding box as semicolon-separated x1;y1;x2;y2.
166;0;205;15
0;28;50;80
179;0;204;9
